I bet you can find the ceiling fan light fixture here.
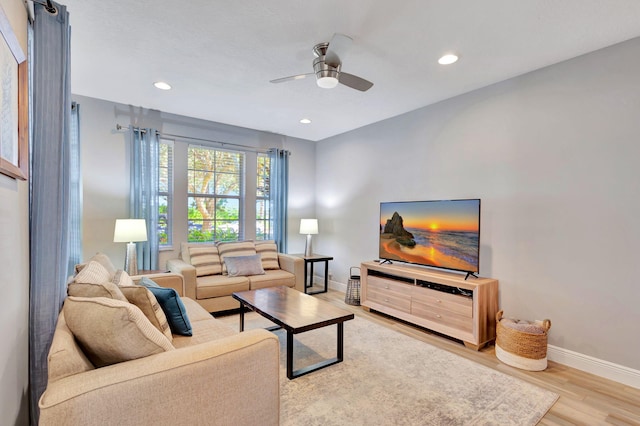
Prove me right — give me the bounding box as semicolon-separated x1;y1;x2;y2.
438;54;459;65
317;76;339;89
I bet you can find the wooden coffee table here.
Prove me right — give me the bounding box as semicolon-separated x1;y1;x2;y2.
232;286;355;379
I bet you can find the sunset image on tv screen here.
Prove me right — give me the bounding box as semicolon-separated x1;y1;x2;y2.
379;199;480;273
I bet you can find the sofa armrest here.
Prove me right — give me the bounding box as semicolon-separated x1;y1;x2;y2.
278;253;305;293
39;329;280;426
131;273;185;297
166;258;197;300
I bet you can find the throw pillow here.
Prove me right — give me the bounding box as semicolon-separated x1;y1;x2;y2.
74;252;117;276
138;277;193;336
224;254;265;277
217;241;257;274
67;281;128;303
255;240;280;270
120;286;173;342
63;296;174;368
112;269;135;287
188;244;223;277
74;260;112;285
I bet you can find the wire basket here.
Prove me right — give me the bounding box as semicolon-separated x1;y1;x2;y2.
345;267;361;306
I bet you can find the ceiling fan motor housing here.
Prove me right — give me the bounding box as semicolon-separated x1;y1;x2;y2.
313;56;340;88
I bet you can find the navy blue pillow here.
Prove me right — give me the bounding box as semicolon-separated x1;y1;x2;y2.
139;277;192;336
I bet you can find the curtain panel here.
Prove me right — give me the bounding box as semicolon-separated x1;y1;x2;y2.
268;148;290;252
130;127;160;270
29;2;77;424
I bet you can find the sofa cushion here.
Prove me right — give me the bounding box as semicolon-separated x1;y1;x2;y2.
255;240;280;270
217;241;257;274
188;244;223;277
111;269;135;286
139;277;193;336
75;252;117;276
120;285;173;342
67;281;128;303
224;254;265;277
196;274;250;299
249;269;296;290
63;296;174;368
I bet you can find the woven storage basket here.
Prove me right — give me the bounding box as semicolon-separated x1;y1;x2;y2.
344;267;361;306
495;310;551;371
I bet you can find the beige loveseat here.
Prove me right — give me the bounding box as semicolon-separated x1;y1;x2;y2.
167;240;304;312
38;259;280;426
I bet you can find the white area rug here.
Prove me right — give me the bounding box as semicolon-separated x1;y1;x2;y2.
219;312;558;425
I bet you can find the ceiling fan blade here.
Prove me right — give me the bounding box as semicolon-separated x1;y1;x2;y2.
325;33;353;67
270;73;314;84
339;72;373;91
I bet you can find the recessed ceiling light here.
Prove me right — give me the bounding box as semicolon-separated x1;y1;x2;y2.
438;54;459;65
153;81;172;90
300;118;312;124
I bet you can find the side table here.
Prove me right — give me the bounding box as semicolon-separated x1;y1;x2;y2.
292;254;333;295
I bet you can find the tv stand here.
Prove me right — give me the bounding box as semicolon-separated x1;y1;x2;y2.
360;262;499;350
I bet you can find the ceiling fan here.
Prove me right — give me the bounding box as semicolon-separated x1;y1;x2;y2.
270;33;373;92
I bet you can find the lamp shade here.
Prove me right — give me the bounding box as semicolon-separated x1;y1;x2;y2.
299;219;318;235
113;219;148;243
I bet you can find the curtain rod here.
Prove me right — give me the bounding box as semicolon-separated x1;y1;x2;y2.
115;124;269;153
31;0;58;14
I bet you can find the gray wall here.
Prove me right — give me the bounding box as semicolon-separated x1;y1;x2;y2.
0;0;30;424
315;37;640;371
74;95;317;267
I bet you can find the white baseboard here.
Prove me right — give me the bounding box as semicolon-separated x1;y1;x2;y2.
319;279;640;390
547;345;640;389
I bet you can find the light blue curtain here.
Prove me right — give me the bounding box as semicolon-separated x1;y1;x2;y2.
29;2;76;424
130;128;159;270
268;148;290;252
68;102;82;272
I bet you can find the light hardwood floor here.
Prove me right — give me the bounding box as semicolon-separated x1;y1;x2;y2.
312;288;640;426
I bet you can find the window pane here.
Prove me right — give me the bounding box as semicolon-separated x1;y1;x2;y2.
158;141;173;247
187;146;244;242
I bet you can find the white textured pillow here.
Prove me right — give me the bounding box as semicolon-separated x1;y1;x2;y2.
112;269;135;287
224;254;265;277
63;296;174;367
74;260;112;284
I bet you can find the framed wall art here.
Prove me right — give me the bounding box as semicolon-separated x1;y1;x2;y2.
0;7;28;180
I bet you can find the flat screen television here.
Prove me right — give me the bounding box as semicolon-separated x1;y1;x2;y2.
379;199;481;275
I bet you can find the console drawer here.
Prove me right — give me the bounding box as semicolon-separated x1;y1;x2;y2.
411;287;472;318
411;300;473;333
366;276;411;313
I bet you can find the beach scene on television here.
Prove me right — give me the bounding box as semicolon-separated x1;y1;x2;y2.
379;200;480;273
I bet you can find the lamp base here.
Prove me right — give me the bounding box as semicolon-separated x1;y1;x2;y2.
124;242;138;276
304;234;313;257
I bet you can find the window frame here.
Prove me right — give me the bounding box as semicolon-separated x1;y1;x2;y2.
158;139;174;249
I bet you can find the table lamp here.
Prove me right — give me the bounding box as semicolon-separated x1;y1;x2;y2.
299;219;318;257
113;219;148;275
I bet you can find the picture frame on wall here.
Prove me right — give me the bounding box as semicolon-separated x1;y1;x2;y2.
0;7;28;181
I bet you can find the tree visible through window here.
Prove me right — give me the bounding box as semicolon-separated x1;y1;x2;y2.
187;146;244;242
256;153;271;240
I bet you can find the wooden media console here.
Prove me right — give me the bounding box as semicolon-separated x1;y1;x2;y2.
360;261;499;350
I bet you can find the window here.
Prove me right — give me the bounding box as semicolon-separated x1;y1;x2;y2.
187;146;244;242
256;153;271;240
158;140;173;247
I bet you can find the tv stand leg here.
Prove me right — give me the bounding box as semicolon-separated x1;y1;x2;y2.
362;306;371;312
463;341;482;351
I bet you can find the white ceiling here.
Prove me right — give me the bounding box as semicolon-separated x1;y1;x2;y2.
61;0;640;141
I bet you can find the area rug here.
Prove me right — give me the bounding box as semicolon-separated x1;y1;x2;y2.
218;312;559;425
